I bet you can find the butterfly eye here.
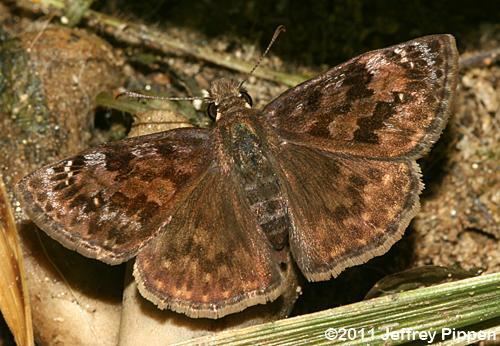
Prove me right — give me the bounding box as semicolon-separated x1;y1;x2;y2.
240;91;253;107
207;102;218;121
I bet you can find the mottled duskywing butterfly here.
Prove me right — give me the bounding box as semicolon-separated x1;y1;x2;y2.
15;32;458;318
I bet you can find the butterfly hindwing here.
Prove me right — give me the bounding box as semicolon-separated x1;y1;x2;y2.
264;35;458;159
134;166;285;318
274;143;422;280
15;128;212;264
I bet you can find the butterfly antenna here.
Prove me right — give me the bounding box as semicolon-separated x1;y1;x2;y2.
117;90;209;102
239;25;286;89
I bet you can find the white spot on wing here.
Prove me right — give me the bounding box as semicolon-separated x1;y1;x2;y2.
394;41;439;80
366;53;388;74
84;152;106;165
394;47;408;63
411;41;437;79
326;73;345;88
131;142;154;156
294;103;304;112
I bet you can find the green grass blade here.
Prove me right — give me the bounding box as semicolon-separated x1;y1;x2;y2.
175;273;500;345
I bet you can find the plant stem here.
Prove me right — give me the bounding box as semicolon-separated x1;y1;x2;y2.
15;0;309;87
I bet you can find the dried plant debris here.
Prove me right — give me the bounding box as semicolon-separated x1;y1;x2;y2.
0;177;33;346
364;265;477;299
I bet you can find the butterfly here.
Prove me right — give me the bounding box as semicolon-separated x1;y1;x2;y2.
15;33;458;319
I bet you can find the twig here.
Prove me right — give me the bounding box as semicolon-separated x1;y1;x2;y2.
459;48;500;70
63;0;95;27
14;0;308;87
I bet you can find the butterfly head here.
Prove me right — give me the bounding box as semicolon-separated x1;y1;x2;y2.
206;78;253;121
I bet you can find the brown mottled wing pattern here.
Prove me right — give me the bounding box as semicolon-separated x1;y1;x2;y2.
264;35;458;280
134;166;285;319
15;128;212;264
264;35;458;159
275;143;421;280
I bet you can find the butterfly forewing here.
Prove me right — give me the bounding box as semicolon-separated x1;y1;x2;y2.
16;128;212;264
134;166;285;319
264;35;458;159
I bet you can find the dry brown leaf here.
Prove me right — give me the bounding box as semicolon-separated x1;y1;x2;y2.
0;176;34;346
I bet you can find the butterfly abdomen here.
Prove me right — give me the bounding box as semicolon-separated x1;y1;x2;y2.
220;121;292;250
